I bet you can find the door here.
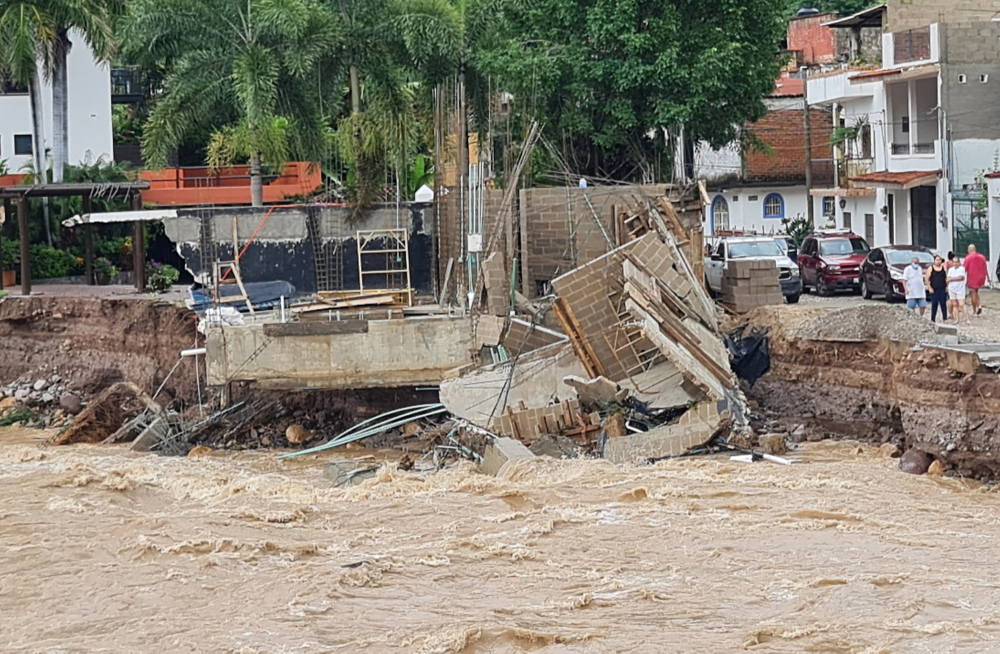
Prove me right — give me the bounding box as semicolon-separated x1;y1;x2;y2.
868;249;887;293
911;186;937;249
799;238;817;285
888;194;895;244
843;211;852;232
706;242;725;291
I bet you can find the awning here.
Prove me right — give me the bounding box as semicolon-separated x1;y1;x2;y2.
823;5;885;29
809;187;876;198
850;63;939;84
62;208;178;227
848;170;940;190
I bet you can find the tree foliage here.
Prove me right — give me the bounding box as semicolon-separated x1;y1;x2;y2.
786;0;876;17
480;0;788;181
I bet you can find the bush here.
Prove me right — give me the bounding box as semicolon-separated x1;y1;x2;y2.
146;261;179;292
29;245;81;279
2;239;17;270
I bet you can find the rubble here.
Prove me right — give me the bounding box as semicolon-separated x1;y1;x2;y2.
481;438;535;476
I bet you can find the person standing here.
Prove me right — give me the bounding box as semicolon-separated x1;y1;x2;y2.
903;256;927;316
925;255;949;323
947;254;970;324
964;244;988;315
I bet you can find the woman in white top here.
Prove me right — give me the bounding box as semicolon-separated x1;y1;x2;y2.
947;254;970;324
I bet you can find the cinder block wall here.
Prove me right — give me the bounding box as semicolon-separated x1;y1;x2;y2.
745;109;834;187
885;0;995;33
518;185;669;297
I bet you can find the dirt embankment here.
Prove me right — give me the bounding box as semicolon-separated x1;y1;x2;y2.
0;296;201;405
745;305;1000;481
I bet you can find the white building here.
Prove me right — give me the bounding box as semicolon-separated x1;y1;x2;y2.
809;5;1000;263
0;30;113;175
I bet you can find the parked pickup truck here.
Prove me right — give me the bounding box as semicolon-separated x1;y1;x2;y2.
705;236;802;303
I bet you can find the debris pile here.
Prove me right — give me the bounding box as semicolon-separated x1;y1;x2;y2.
789;304;942;344
721;260;783;313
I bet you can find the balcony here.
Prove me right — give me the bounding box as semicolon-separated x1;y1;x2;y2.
111;67;144;104
884;24;940;67
138;162;322;206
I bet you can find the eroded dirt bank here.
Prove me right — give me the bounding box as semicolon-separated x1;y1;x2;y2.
0;296;201;404
745;305;1000;480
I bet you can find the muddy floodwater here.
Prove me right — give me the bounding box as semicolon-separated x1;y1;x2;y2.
4;430;1000;653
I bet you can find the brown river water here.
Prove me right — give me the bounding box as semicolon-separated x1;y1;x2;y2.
3;428;1000;653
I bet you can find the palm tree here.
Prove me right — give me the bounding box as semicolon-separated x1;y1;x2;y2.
47;0;120;183
125;0;339;206
0;0;55;244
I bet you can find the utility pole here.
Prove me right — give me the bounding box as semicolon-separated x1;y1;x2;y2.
803;67;815;227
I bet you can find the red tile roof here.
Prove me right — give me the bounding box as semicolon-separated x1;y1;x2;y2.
849;170;940;189
772;77;804;97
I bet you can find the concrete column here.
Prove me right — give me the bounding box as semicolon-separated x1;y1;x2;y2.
0;198;7;291
132;193;145;291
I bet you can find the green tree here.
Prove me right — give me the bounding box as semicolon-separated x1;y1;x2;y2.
787;0;875;17
481;0;788;181
48;0;122;183
124;0;340;206
0;0;55;244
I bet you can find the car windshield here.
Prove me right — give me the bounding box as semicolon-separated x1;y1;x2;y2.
886;249;934;265
728;241;783;258
819;238;870;256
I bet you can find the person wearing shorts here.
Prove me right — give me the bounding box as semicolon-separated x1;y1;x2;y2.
964;244;988;315
903;256;927;315
947;255;969;324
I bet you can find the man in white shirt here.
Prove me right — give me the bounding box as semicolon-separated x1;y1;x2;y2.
903;256;927;316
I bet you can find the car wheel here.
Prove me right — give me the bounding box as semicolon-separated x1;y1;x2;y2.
852;285;863;296
816;281;829;297
786;293;801;304
861;279;873;300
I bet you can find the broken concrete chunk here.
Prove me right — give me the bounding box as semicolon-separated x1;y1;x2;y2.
481;438;535;476
603;413;627;439
475;316;505;348
604;402;722;464
564;375;629;406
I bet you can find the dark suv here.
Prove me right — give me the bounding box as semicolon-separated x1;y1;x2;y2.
798;231;871;296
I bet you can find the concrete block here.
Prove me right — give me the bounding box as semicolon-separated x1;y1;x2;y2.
603;420;714;464
481;438;536;476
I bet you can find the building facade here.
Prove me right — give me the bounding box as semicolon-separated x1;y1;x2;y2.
808;2;1000;263
0;30;113;174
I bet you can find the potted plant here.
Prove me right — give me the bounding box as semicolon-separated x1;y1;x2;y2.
145;261;179;292
94;257;117;285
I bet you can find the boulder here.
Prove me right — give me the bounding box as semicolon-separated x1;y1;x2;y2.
927;459;945;477
899;449;934;475
758;433;787;455
285;424;313;445
0;397;16;412
32;379;48;391
59;393;83;415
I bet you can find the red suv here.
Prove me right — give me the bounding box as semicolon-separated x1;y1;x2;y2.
797;231;871;296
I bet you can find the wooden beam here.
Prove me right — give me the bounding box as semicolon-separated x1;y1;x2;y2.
552;297;606;379
17;197;30;296
82;195;94;285
132;193;145;290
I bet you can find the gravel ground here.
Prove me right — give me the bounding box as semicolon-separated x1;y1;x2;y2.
789;303;941;343
796;288;1000;343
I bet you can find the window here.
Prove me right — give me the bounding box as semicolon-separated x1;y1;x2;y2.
763;193;784;219
981;74;989;84
843;211;852;231
959;74;967;84
729;240;783;258
711;196;729;232
13;134;32;156
822;196;835;218
819;238;871;256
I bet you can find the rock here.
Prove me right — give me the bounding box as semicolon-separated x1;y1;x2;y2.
59;393;82;415
603;413;627;439
402;421;423;437
187;445;214;457
790;424;806;440
927;460;945;476
40;392;54;404
758;433;787;455
285;424;313;445
0;397;16;412
32;379;48;391
899;449;934;475
14;389;28;401
877;443;900;458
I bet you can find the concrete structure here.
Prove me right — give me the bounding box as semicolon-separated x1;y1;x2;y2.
481;438;535;476
603;400;724;464
205;316;475;389
808;2;1000;263
0;30;112;173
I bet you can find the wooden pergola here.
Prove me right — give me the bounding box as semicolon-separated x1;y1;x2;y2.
0;182;150;295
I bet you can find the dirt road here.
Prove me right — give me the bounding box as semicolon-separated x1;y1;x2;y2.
4;432;1000;652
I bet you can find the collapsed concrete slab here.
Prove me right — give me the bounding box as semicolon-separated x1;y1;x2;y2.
604;400;726;464
481;437;535;476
